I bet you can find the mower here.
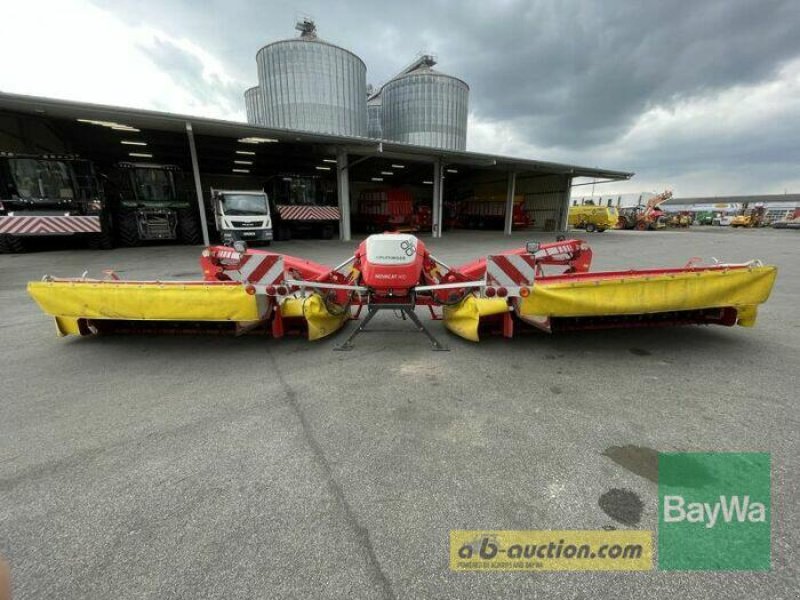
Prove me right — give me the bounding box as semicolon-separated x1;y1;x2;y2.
27;233;777;349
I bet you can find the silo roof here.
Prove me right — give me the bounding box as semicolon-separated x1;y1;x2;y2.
387;64;470;90
255;36;367;69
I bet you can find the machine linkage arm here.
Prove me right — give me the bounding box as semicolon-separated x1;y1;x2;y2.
438;238;593;284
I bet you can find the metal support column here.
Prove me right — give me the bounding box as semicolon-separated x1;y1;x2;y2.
336;148;351;241
432;158;443;238
185;121;210;246
558;176;573;232
503;171;517;236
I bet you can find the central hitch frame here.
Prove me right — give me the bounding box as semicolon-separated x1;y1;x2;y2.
335;299;449;352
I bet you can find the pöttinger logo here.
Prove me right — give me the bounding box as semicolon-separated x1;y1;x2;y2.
658;452;771;571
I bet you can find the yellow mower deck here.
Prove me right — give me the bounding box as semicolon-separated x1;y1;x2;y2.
27;280;349;340
444;265;777;341
280;295;350;341
28;280;262;336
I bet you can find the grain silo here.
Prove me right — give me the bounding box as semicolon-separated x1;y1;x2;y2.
381;56;469;150
367;93;382;139
255;19;367;136
244;86;263;125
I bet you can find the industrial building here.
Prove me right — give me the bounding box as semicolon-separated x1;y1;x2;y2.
0;90;631;246
572;192;658;209
664;194;800;221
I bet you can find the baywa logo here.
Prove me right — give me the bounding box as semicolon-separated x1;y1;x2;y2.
663;494;767;528
658;452;771;571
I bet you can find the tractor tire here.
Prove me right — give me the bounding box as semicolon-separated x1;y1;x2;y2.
0;234;26;253
635;222;648;231
117;212;141;247
321;224;335;240
87;217;114;250
585;223;597;233
178;210;202;245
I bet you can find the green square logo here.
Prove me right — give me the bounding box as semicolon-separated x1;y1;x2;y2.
658;452;771;571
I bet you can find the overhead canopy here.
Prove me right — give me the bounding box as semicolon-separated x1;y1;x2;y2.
0;91;634;181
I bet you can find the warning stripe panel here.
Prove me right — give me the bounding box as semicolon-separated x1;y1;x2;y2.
227;253;285;286
0;216;101;235
245;255;281;284
239;254;272;281
487;254;537;287
277;206;340;221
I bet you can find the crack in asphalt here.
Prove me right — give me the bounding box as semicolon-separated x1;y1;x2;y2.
265;348;395;600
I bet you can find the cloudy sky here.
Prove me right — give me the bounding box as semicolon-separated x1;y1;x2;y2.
2;0;799;197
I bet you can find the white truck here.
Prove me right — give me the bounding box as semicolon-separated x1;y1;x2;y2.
211;188;273;245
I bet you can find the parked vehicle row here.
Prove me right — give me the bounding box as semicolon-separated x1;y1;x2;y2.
0;153;204;252
0;154;345;252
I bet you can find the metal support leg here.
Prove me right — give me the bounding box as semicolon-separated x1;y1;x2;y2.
334;304;449;351
334;306;381;351
402;308;449;351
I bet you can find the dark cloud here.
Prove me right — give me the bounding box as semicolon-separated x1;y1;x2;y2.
89;0;800;194
438;0;800;147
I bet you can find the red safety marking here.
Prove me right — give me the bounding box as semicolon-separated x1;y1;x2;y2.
490;254;529;285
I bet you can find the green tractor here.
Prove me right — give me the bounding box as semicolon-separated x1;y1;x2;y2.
110;162;202;246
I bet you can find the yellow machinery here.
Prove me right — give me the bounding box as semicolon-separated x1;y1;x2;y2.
568;204;619;232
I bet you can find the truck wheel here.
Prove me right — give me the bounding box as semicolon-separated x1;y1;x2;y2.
276;224;292;241
178;210;202;245
0;234;26;253
585;223;597;233
117;212;141;247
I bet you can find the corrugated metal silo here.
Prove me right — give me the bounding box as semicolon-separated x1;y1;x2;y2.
381;56;469;150
256;20;367;136
367;94;382;139
244;86;263;125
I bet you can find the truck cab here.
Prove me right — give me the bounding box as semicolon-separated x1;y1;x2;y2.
212;188;273;244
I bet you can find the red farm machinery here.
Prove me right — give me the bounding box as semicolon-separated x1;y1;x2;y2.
356;188;431;233
28;232;776;350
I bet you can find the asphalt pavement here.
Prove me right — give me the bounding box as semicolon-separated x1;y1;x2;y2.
1;228;798;599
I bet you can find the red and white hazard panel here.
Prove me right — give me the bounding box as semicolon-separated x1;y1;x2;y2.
277;206;340;221
484;254;537;297
235;253;284;286
0;215;101;235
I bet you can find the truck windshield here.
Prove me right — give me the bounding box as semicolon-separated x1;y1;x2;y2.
132;168;175;202
221;194;269;215
9;159;75;200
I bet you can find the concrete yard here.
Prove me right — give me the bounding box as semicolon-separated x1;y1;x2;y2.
0;228;797;599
